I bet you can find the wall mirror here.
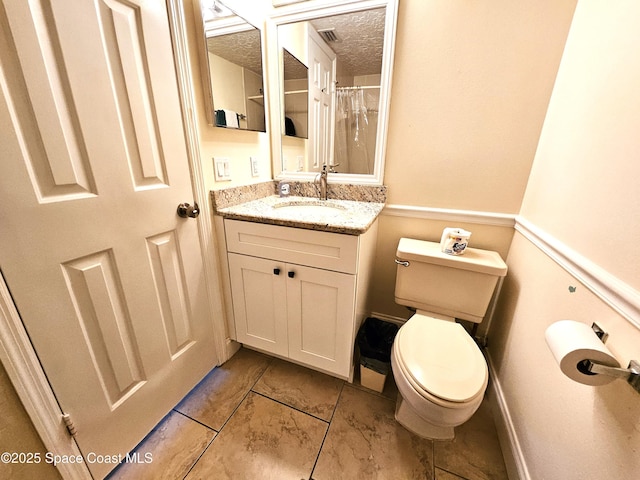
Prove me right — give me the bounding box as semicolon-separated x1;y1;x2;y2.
197;0;266;132
270;0;398;185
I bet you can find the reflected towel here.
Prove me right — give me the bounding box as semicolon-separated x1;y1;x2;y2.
223;109;239;128
285;117;296;136
215;109;226;127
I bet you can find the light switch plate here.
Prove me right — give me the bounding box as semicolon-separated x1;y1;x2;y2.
250;157;259;177
214;157;231;181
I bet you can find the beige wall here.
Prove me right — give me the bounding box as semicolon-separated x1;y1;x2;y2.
369;0;577;321
519;0;640;292
489;1;640;478
384;0;577;212
0;363;60;480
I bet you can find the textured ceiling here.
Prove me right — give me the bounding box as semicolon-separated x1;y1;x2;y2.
204;7;386;79
310;8;385;77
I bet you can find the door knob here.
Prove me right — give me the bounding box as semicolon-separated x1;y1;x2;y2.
177;202;200;218
288;271;295;278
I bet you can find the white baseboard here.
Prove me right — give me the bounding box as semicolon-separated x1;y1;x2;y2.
369;311;407;325
486;352;530;480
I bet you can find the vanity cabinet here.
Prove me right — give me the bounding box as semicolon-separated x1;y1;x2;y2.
228;253;356;375
224;219;377;379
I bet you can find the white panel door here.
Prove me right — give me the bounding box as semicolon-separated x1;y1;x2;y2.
0;1;217;477
287;264;356;378
228;253;288;357
308;35;335;171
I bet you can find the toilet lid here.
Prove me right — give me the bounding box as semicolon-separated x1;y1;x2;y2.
396;315;488;403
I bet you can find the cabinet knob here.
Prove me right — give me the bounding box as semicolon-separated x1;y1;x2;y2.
273;268;280;275
288;271;295;278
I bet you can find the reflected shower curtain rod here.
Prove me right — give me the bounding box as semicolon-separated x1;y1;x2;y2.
335;85;381;90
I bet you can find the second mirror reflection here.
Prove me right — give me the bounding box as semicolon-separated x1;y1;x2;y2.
202;1;266;132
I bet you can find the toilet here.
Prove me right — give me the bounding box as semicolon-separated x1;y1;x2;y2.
391;237;507;440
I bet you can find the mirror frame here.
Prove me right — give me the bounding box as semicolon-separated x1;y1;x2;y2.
267;0;398;185
194;0;268;131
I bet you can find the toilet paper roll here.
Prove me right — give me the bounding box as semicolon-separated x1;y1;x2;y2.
440;227;471;255
544;320;620;386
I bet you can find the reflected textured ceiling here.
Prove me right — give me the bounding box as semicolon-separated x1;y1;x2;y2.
310;8;385;77
207;28;263;75
283;48;308;80
205;8;386;79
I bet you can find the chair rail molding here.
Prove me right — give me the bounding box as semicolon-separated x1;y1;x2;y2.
515;215;640;330
382;203;517;227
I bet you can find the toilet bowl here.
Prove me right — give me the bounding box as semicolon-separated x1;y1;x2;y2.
391;238;507;440
390;313;487;440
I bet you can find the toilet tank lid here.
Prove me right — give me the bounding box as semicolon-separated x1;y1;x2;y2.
396;238;507;276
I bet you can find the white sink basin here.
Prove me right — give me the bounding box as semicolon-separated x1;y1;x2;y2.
272;200;347;216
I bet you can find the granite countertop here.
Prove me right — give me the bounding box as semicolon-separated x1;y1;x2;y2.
216;195;384;235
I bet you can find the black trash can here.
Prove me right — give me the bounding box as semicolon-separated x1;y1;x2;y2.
356;317;399;392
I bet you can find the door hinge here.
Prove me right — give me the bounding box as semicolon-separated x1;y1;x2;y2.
62;413;77;437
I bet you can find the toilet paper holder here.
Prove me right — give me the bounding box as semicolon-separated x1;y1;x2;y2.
582;359;640;393
585;323;640;393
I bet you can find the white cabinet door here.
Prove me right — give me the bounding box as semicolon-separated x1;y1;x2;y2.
308;35;335;170
286;264;356;378
228;253;288;356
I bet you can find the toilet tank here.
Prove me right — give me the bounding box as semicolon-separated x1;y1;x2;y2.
395;238;508;323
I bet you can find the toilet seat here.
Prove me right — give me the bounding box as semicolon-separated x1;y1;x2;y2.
395;314;488;404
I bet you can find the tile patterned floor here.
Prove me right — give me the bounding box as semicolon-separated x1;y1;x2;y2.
108;348;508;480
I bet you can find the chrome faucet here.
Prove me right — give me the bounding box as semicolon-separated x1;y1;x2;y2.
318;164;328;200
318;164;340;200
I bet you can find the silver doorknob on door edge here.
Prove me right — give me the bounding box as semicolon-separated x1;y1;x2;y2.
177;202;200;218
